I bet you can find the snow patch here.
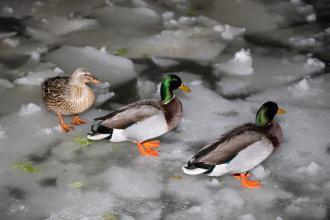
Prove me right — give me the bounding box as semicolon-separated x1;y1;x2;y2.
0;125;7;140
238;213;256;220
216;49;254;75
3;38;20;48
298;162;323;176
304;57;325;72
18;103;42;116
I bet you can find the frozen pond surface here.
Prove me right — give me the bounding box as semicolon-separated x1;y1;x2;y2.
0;0;329;219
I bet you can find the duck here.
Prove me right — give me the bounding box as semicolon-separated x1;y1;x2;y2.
182;101;286;188
42;68;101;132
87;74;191;157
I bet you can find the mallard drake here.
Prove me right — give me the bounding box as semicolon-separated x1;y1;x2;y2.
87;74;191;157
182;101;286;188
42;68;101;132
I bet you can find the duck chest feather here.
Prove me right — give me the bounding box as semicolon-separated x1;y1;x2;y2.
163;97;183;130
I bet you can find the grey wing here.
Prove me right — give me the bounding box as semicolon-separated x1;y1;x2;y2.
192;130;263;165
98;99;165;129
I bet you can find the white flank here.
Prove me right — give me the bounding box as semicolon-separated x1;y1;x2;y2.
182;166;208;175
228;137;274;174
87;133;110;140
207;164;229;177
125;113;167;142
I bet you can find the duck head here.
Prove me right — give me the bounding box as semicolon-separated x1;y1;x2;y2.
256;101;286;126
70;68;101;85
161;74;191;104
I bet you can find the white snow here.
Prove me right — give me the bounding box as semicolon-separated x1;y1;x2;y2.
151;57;179;67
216;49;254;75
162;11;174;21
298;162;323;176
18;103;42;116
220;24;246;40
30;51;41;61
304;57;325;72
0;125;7;140
15;68;61;86
238;213;256;220
250;165;269;180
3;38;20;48
289;36;316;47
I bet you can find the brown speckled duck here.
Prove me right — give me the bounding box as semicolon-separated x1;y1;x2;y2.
87;74;191;157
42;68;100;132
183;101;286;189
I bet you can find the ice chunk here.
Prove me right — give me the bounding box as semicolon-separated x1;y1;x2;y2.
45;46;137;87
1;6;14;14
238;214;256;220
304;57;325;72
30;51;40;61
162;11;174;21
250;165;269;180
94;92;115;105
126;28;227;60
204;0;303;33
284;197;327;219
103;166;163;199
0;36;48;58
216;49;254;75
27;17;100;36
2;38;20;48
18;103;42;116
14;68;61;86
90;5;160;29
289;36;316;47
0;78;14;88
248;74;330;109
215;48;325;97
220;24;246;40
132;0;148;7
0;125;7;140
151;57;179;67
298;162;322;176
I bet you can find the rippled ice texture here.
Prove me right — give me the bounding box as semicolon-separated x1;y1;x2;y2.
0;0;329;219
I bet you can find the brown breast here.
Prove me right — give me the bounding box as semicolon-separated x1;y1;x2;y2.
163;96;183;130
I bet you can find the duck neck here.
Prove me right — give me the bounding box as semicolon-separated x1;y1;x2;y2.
161;82;174;104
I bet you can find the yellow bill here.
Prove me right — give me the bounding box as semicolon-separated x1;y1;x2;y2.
179;84;191;93
277;107;286;115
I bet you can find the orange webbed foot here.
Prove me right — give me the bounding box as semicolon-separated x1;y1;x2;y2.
61;123;74;133
72;115;87;125
233;173;262;189
136;141;160;157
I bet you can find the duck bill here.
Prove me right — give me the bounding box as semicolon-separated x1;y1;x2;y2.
179;84;191;93
91;78;102;84
277;108;286;115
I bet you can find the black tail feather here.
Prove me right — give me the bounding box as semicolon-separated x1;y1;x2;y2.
185;161;215;174
88;121;113;140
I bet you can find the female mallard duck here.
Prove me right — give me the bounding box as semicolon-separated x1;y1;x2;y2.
182;101;286;188
87;74;191;157
42;68;101;132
